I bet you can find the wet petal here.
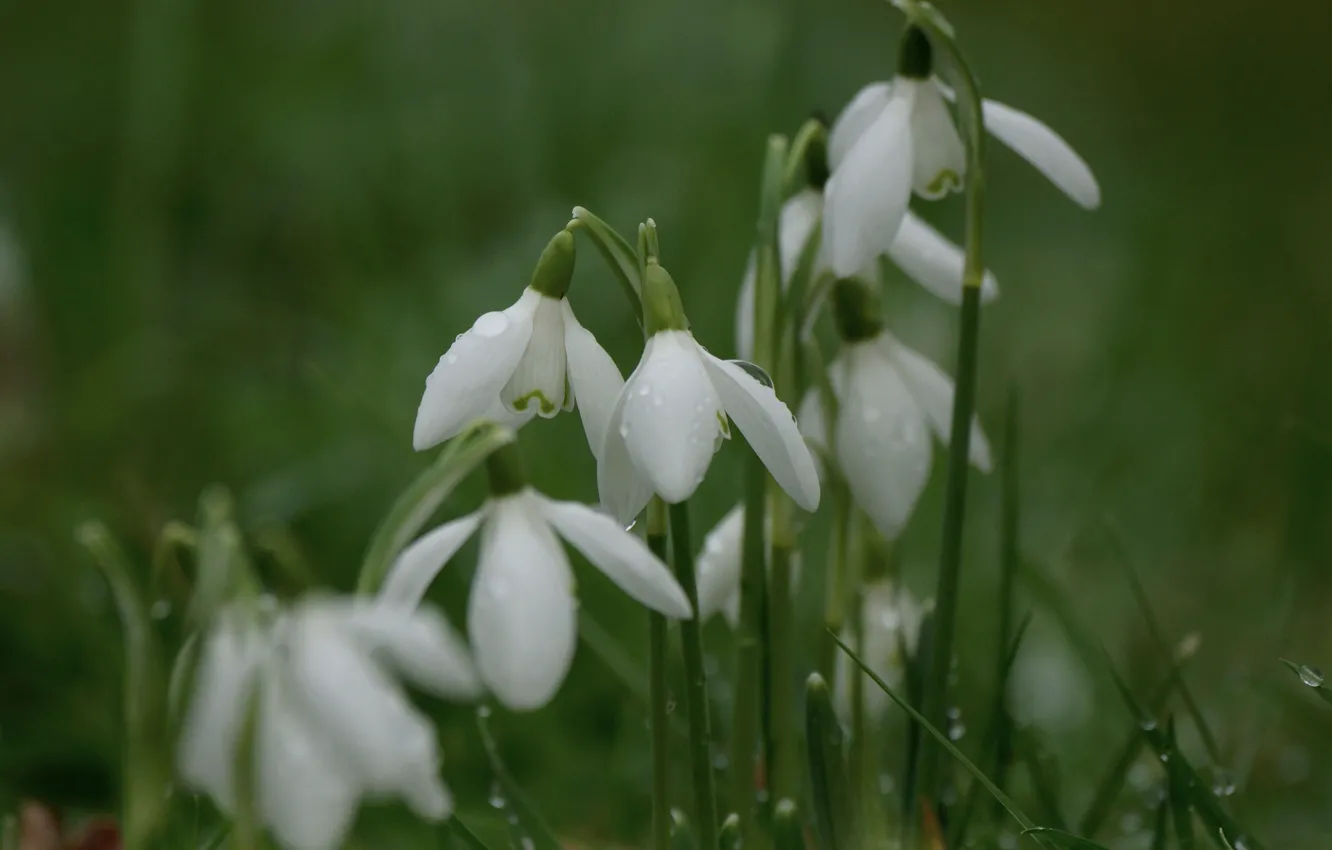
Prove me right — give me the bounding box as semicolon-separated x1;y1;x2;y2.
695;505;744;623
880;334;992;472
377;510;484;610
887;212;998;304
829;81;893;171
597;356;654;525
501;293;569;417
909;83;966;199
353;603;482;700
562;300;626;462
983;98;1101;209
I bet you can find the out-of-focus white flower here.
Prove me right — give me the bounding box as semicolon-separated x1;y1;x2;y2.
414;231;624;461
823;28;1100;279
599;260;820;524
379;487;692;711
734;187;998;360
800;330;991;540
695;505;745;627
178;598;479;850
833;580;924;722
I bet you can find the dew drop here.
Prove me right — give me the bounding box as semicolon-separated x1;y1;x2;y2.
488;781;505;808
713;754;730;771
947;721;966;741
1298;664;1324;687
619;423;631;439
1118;811;1143;835
473;312;510;338
877;773;895;795
1210;766;1236;797
1158;751;1170;763
1139;717;1158;732
477;704;492;719
665;700;677;715
638;383;652;396
445;353;459;365
149;599;171;620
624;519;638;533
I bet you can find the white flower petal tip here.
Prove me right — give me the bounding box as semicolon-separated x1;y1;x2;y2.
888;213;1000;305
880;335;992;474
597;358;655;526
412;291;541;451
377;511;484;610
982;98;1101;210
539;496;692;619
700;353;821;512
695;506;745;624
828;81;893;171
562;301;626;463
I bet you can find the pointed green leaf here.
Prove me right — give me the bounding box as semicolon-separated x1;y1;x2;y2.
356;421;515;594
1018;828;1112;849
670;810;699;850
805;673;852;850
476;706;562;850
447;816;494;850
773;799;804;850
718;814;742;850
1149;797;1169;850
1279;657;1332;707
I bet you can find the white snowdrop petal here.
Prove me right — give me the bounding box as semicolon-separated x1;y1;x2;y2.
796;388;828;452
354;603;482;700
256;671;361;850
888;213;999;304
620;331;723;504
597;363;655;526
737;189;827;361
501;293;569;417
824;85;916;279
982;98;1101;209
828;81;893;171
377;511;484;610
909;83;966;199
562;300;626;462
835;344;933;539
695;505;745;623
413;290;540;450
881;334;992;472
538;495;692;618
469;495;578;710
177;615;265;811
700;351;821;512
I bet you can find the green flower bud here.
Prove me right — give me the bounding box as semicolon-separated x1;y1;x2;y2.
898;25;933;80
642;260;688;335
529;229;576;299
831;277;884;343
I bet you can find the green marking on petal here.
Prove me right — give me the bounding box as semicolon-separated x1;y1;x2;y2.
927;169;963;196
511;389;561;416
717;411;732;440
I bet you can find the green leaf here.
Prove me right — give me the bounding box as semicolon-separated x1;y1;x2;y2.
77;521;170;848
356;421;515;595
1019;828;1112;849
569;206;642;315
1150;797;1170;850
1166;717;1197;849
446;816;494;850
805;673;852;850
773;799;804;850
828;631;1038;834
1019;731;1068;832
476;706;562;850
1279;657;1332;707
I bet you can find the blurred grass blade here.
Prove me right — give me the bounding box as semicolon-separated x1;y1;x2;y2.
192;486;252;625
77;521;170;849
1278;658;1332;707
198;823;230;850
1166;718;1197;849
1019;732;1068;833
718;814;741;850
1150;797;1169;850
828;631;1039;834
1105;519;1222;763
899;608;933;824
1017;560;1105;692
993;387;1021;801
669;810;699;850
476;706;562;850
150;519;197;609
773;799;804;850
357;421;514;594
1018;828;1112;849
1102;656;1265;850
570;206;642;313
446;816;493;850
805;673;852;850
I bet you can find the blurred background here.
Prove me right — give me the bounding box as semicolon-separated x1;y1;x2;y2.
3;0;1332;845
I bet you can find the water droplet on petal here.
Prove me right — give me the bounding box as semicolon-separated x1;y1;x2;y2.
445;353;459;365
1299;664;1324;687
624;519;637;533
1139;717;1158;732
488;782;506;809
473;311;510;338
638;383;652;396
620;423;631;439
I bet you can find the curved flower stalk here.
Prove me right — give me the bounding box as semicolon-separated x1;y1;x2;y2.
599;258;821;524
799;278;991;540
823;26;1100;278
734;185;998;359
413;229;626;462
833;579;924;722
378;445;692;711
177;597;479;850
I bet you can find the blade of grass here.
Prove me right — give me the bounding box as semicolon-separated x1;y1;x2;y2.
1019;732;1068;833
1018;829;1112;849
1278;658;1332;707
994;386;1022;804
772;800;804;850
670;810;699;850
899;608;933;826
718;815;741;850
805;673;852;850
476;706;562;850
1166;718;1197;850
446;817;494;850
1150;796;1169;850
1105;519;1222;764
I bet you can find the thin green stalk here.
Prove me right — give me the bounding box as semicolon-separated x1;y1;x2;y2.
819;482;852;678
767;500;799;804
649;498;672;850
731;446;767;823
993;387;1020;805
669;500;719;849
913;17;988;815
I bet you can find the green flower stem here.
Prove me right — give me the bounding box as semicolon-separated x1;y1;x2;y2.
669;500;719;849
648;498;672;850
767;508;798;803
729;445;767;825
912;13;989;813
819;481;852;678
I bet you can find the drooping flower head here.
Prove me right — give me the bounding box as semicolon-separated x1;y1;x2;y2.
833;579;925;723
823;25;1100;279
599;258;821;524
799;277;991;540
378;440;692;710
413;229;625;463
178;597;479;850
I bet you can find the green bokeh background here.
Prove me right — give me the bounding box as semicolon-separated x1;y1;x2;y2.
3;0;1332;845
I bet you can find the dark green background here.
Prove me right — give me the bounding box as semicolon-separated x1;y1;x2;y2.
3;0;1331;845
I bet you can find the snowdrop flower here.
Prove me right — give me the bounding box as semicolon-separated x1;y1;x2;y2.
414;229;625;461
833;580;924;722
378;443;692;710
694;505;803;628
799;278;991;539
178;597;479;850
734;184;997;360
600;259;821;524
823;26;1100;278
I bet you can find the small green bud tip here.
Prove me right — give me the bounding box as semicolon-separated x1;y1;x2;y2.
806;671;828;692
806;127;831;190
898;25;933;79
530;229;576;299
642;260;688;335
831;277;885;343
484;440;528;497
